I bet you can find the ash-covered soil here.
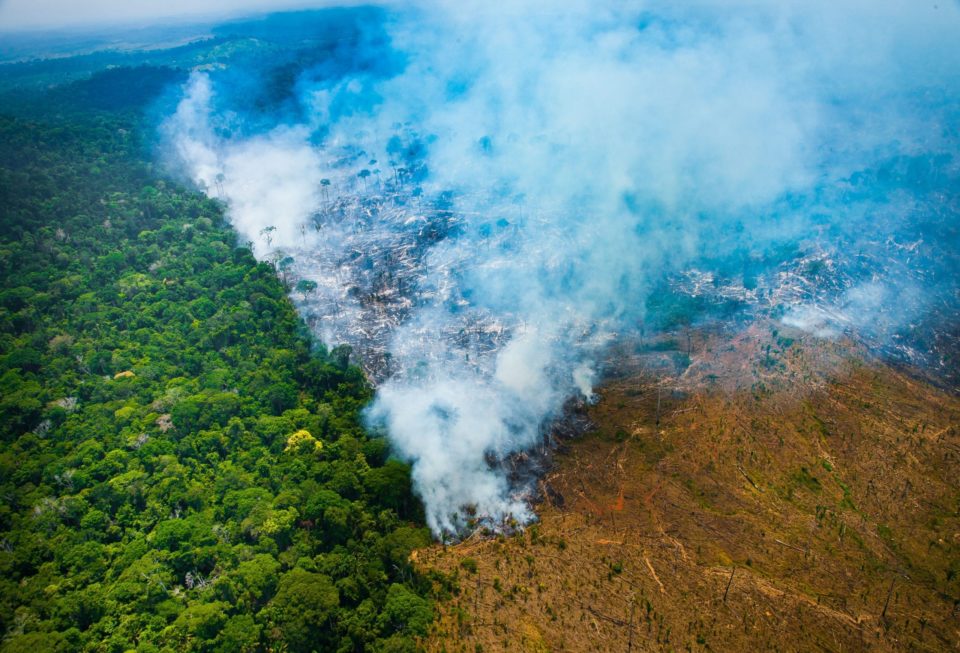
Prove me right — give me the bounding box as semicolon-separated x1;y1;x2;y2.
267;180;959;394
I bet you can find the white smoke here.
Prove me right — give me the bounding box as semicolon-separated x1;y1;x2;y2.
782;281;913;341
163;0;960;535
166;74;328;254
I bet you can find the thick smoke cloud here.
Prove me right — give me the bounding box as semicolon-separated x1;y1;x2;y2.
163;0;960;534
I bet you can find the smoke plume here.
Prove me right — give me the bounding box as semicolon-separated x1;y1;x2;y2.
163;0;960;534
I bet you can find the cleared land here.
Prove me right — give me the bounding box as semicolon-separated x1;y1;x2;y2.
418;324;960;652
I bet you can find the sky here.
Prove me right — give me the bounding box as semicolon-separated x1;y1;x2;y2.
0;0;335;31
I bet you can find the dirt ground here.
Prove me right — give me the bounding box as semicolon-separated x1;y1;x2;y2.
417;323;960;652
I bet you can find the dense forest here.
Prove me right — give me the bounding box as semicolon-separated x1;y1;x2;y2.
0;64;441;652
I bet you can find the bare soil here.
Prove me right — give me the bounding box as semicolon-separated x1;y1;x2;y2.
417;323;960;652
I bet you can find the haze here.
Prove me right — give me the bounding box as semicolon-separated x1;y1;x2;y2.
0;0;332;31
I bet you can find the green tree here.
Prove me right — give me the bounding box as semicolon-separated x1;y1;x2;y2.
378;582;434;637
266;568;340;652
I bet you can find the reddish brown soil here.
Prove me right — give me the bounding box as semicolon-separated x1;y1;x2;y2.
418;324;960;652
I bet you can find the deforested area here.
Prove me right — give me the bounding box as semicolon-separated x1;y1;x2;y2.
1;2;958;651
